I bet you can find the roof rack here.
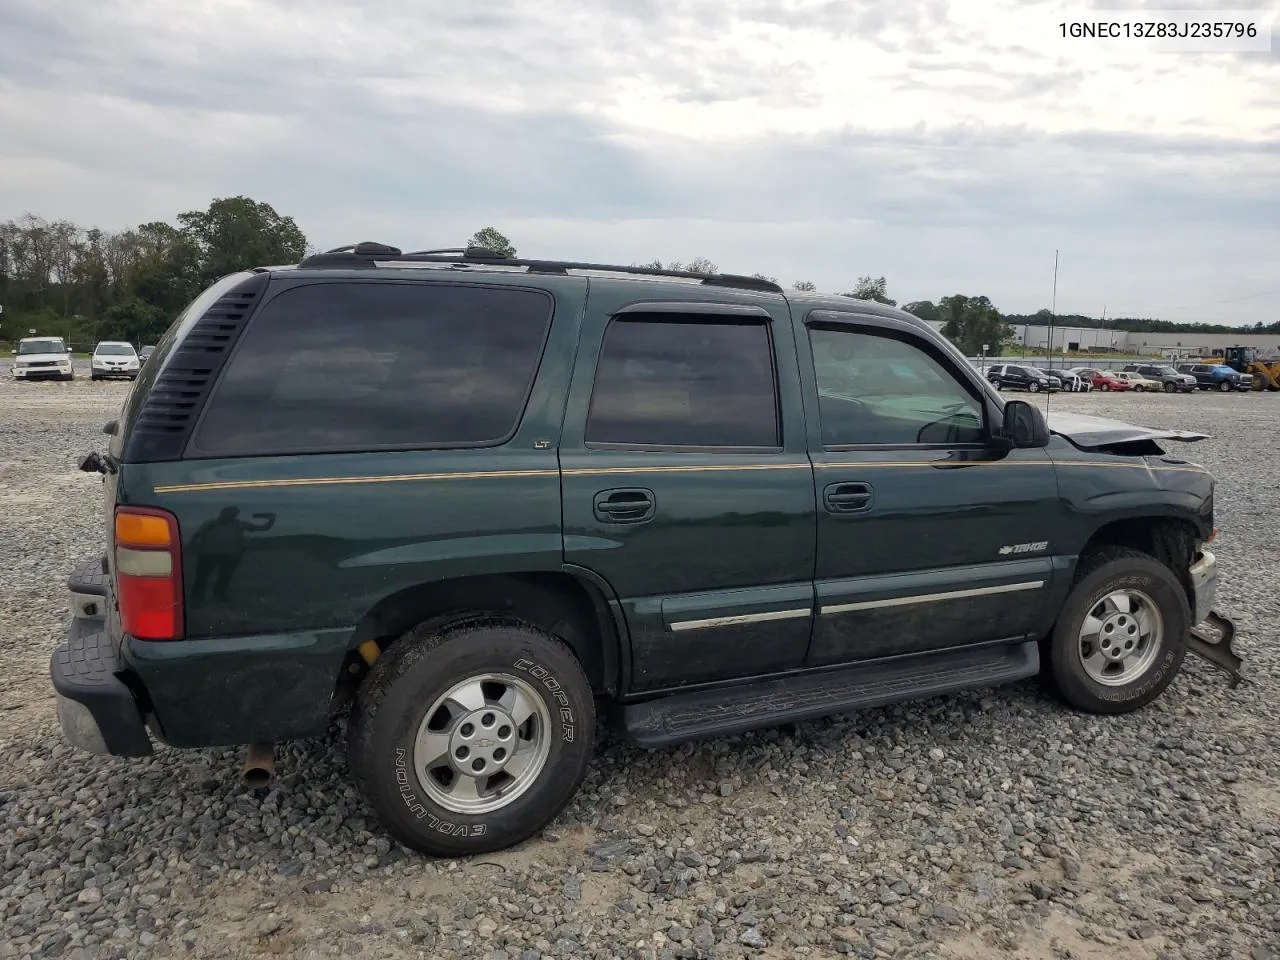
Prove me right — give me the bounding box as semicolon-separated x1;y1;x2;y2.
296;242;784;294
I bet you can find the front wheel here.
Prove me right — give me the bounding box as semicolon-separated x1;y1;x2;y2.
1163;381;1175;393
1043;548;1189;714
1100;383;1110;392
1028;382;1040;393
349;621;595;856
1218;380;1231;392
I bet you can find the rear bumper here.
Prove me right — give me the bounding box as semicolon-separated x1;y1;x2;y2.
49;558;153;757
51;617;153;757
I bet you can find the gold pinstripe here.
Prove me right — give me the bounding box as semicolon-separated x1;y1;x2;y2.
151;456;1206;494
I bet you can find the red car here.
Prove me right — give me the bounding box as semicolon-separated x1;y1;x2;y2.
1071;368;1131;392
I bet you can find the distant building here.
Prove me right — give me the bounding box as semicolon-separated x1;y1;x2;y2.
1005;324;1279;359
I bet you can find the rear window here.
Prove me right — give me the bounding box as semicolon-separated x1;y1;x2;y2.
585;317;779;447
190;282;553;456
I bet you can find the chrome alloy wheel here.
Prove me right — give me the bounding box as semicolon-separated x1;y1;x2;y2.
413;673;551;814
1078;588;1163;686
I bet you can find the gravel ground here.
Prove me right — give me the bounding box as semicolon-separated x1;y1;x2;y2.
1;376;1277;960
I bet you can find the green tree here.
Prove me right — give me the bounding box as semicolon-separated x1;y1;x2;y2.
177;196;308;285
902;300;941;323
844;276;896;305
792;280;817;292
468;227;516;258
939;295;1014;356
100;295;166;344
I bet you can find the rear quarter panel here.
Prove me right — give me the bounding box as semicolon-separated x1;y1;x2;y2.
113;274;588;746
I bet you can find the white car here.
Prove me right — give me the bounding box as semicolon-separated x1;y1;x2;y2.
91;341;141;381
11;336;74;381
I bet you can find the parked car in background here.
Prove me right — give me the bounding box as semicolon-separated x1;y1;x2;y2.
90;341;140;381
10;336;74;381
986;363;1059;392
138;345;156;365
1121;364;1196;393
1115;371;1161;393
1070;368;1130;392
1046;369;1090;392
1176;362;1252;392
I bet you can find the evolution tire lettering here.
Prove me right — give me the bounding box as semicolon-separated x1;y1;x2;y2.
514;657;576;743
392;747;485;836
1095;648;1176;703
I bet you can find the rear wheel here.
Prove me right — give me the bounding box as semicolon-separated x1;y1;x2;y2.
349;621;595;856
1100;383;1110;392
1044;548;1189;714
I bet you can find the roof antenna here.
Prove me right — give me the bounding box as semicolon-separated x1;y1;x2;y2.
1045;249;1059;424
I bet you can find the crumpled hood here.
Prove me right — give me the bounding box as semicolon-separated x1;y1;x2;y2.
1045;411;1209;449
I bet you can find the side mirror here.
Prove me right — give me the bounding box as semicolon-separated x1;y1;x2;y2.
1002;399;1050;449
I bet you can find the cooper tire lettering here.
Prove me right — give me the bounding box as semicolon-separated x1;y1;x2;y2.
512;657;577;742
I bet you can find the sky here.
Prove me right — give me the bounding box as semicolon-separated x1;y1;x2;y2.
1;0;1278;324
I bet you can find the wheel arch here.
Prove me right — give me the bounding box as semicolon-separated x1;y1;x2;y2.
1075;514;1202;606
347;569;625;696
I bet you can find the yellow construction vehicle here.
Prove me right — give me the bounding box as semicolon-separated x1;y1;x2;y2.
1217;346;1280;391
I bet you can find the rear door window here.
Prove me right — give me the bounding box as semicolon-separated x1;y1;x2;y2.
190;282;553;456
585;317;779;447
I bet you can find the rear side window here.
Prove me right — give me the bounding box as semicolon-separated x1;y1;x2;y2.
190;282;552;456
586;317;779;447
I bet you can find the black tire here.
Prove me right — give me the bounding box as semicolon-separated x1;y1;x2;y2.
90;375;100;381
1163;381;1175;393
1043;548;1189;715
349;620;595;856
1100;383;1110;392
1218;380;1231;392
1028;381;1040;393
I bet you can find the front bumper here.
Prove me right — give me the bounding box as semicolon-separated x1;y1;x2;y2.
49;558;153;757
1189;550;1217;624
12;364;72;379
91;365;138;378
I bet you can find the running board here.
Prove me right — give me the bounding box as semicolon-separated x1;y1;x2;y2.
623;641;1040;747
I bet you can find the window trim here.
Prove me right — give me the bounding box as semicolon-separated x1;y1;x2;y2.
183;278;557;460
805;317;992;453
583;312;784;453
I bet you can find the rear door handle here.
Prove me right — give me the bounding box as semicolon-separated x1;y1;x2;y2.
824;482;873;514
594;488;657;524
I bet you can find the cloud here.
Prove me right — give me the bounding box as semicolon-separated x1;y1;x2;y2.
0;0;1277;323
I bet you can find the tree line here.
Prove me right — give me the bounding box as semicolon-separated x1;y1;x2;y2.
4;210;1269;356
0;197;308;348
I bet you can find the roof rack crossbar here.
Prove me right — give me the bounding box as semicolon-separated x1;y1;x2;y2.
297;246;783;293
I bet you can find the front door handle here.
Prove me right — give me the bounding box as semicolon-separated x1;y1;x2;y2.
594;488;657;524
824;482;873;514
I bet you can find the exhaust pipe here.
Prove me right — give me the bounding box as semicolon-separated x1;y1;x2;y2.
242;743;275;789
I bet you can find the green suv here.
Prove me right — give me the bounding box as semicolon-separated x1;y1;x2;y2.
52;244;1239;856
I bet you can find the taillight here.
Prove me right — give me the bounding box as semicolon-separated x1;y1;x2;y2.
114;506;183;640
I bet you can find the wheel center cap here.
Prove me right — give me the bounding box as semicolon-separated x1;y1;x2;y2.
1098;612;1140;661
448;708;516;776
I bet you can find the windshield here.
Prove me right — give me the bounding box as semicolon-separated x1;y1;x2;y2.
1151;366;1179;376
18;339;65;355
1024;367;1049;377
95;343;136;357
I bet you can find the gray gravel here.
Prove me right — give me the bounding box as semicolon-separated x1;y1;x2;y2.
1;376;1278;960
